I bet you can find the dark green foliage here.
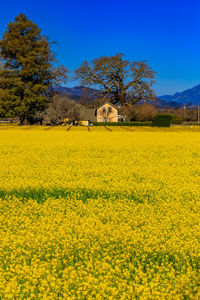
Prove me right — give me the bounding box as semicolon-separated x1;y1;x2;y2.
92;121;152;126
170;114;183;124
152;114;183;127
0;14;68;124
152;114;172;127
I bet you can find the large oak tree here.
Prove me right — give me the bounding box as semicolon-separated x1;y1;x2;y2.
75;53;156;108
0;14;68;124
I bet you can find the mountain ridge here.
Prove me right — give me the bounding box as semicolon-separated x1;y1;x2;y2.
54;84;200;107
158;84;200;106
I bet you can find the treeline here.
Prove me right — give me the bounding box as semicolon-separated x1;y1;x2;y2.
0;13;158;125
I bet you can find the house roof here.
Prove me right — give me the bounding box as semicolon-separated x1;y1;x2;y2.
96;101;119;111
81;108;96;122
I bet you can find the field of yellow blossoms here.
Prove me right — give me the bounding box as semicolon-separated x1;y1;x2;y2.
1;125;200;299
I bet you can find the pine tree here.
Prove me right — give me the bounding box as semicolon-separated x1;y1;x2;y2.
0;14;68;124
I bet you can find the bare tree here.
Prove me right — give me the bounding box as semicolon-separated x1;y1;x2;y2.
75;53;156;109
79;87;96;108
135;103;157;121
43;94;85;124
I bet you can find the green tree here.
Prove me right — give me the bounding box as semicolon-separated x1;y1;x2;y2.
75;53;156;108
0;13;68;124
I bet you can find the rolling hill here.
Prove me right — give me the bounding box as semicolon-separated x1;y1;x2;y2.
54;84;200;107
158;84;200;106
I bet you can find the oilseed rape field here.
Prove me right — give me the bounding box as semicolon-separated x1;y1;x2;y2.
1;126;200;299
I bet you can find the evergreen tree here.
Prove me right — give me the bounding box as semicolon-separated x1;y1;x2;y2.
0;14;68;124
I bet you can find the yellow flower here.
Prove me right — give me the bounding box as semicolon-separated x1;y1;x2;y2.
0;125;200;298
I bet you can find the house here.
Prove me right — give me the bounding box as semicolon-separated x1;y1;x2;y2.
80;102;126;124
96;102;118;122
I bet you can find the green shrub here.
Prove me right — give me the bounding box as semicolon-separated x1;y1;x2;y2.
170;114;183;125
152;114;183;127
92;121;152;126
152;114;172;127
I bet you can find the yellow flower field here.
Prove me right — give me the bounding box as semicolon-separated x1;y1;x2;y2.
1;126;200;299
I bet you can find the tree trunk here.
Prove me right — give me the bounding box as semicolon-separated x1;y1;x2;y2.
19;114;28;125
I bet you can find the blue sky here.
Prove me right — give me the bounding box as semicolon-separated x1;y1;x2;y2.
0;0;200;95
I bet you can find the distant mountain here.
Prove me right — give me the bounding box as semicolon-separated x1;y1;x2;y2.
54;85;200;108
159;84;200;106
54;86;98;101
54;86;85;97
53;86;86;101
154;98;182;108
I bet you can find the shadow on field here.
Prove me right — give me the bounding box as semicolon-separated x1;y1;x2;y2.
104;126;112;132
0;188;144;204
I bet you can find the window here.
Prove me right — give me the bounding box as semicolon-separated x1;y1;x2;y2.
102;107;106;113
108;107;112;113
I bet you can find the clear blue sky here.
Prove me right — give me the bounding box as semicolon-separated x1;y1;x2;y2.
0;0;200;95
